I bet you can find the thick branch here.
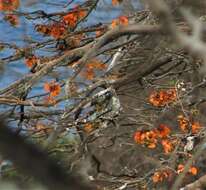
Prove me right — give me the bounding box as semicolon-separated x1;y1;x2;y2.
181;174;206;190
0;120;92;190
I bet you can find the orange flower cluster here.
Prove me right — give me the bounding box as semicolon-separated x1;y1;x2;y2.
177;115;201;134
50;23;66;39
82;59;107;80
149;89;177;107
63;6;86;28
152;169;172;183
111;16;129;29
44;81;61;97
4;14;19;26
177;164;198;175
157;124;171;138
35;23;66;39
152;164;198;184
25;55;38;68
35;6;86;39
134;124;174;153
189;167;198;175
161;139;173;154
192;122;201;134
0;0;19;11
177;115;189;132
134;130;158;149
63;13;77;28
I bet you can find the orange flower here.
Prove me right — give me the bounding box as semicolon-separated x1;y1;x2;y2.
50;23;66;39
177;115;189;132
149;89;177;107
152;171;162;183
86;59;107;70
165;89;177;101
0;0;19;11
152;170;171;183
63;12;78;27
111;16;129;29
149;92;162;106
157;124;171;138
191;122;201;134
77;8;86;18
177;164;184;174
44;81;61;97
177;114;201;134
82;68;95;80
134;130;158;149
82;59;106;80
35;23;66;39
177;164;198;176
134;131;144;144
25;55;38;68
111;19;119;29
4;14;19;26
145;130;157;141
161;139;173;154
147;142;156;149
189;166;198;175
63;6;86;28
119;16;129;26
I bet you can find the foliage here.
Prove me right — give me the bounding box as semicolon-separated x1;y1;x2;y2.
0;0;206;190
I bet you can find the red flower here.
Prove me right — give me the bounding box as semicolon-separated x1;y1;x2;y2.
44;81;61;97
